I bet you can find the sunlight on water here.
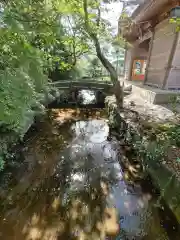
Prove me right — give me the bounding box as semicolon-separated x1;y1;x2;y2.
0;108;178;240
71;119;109;143
79;89;96;104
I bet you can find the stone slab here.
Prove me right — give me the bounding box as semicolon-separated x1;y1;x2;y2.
120;79;180;104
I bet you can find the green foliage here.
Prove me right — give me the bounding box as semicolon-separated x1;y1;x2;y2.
132;122;180;168
0;156;5;171
169;17;180;32
0;0;91;134
0;0;92;168
166;125;180;147
0;0;125;168
0;1;52;135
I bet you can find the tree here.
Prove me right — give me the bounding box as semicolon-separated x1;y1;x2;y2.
0;0;140;139
0;0;86;135
83;0;125;107
58;0;143;104
61;0;125;107
91;58;103;77
0;0;81;139
0;1;54;133
62;16;90;67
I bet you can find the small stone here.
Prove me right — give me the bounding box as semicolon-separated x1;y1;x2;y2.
100;181;109;196
130;101;136;107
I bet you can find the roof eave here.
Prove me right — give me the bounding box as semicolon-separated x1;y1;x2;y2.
132;0;169;23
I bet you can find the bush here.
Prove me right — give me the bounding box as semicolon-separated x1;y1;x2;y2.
0;0;70;169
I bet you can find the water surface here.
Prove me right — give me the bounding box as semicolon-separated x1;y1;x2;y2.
0;108;179;240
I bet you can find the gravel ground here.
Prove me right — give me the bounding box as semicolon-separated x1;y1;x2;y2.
124;93;177;123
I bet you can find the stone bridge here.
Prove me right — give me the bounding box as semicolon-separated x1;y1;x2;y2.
48;79;131;108
49;79;114;106
50;79;114;94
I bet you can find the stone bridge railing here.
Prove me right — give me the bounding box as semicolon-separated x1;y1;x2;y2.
49;79;114;94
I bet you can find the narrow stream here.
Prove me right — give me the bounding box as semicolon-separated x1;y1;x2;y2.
0;91;179;240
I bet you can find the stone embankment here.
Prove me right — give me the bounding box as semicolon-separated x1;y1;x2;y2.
105;93;180;224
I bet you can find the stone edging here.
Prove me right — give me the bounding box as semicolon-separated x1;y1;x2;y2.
105;96;180;224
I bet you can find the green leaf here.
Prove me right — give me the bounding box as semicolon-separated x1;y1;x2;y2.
169;18;176;23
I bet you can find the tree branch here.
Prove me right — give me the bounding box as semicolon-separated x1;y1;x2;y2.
67;16;77;66
97;6;101;27
8;11;59;28
83;0;117;83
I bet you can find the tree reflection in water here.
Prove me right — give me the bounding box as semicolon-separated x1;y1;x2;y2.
0;110;120;240
0;109;176;240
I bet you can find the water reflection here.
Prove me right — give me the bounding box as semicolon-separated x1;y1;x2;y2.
78;90;96;105
49;89;105;109
0;109;178;239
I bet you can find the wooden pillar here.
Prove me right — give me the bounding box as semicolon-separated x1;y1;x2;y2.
127;53;134;81
123;45;128;77
123;48;133;81
162;31;179;89
143;31;155;85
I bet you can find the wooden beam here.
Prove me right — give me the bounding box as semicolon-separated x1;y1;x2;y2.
126;0;179;45
134;0;169;23
127;54;134;81
123;46;128;77
143;31;155;85
162;31;179;89
133;30;152;47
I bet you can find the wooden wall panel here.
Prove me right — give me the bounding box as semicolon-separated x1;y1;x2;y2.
145;19;176;88
165;33;180;90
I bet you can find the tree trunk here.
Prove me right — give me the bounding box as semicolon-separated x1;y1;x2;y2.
93;37;123;107
83;0;124;108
